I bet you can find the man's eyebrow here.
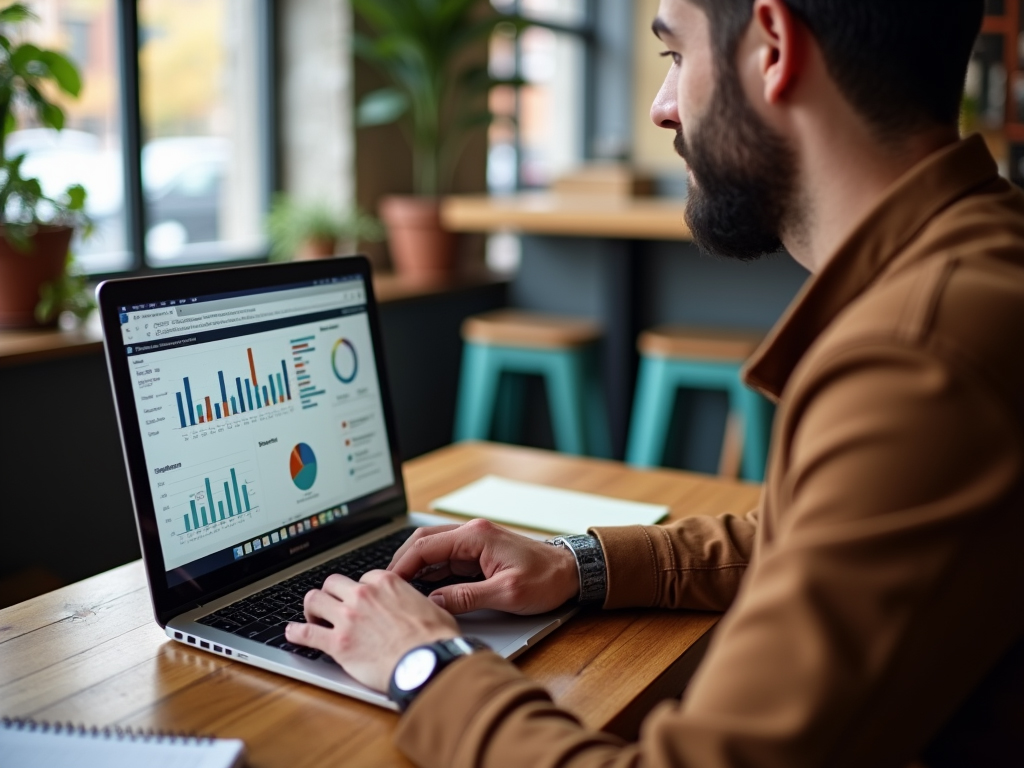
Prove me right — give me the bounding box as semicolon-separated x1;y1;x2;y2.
651;16;675;39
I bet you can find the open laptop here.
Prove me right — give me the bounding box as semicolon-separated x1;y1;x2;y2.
96;256;576;709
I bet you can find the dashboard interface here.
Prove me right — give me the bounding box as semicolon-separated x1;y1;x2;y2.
117;277;396;586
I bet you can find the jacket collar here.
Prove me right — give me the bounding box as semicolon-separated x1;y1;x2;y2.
743;134;999;401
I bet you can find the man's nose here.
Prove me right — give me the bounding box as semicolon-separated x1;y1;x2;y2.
651;77;681;130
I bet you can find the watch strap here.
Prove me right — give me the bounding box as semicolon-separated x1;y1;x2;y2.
551;534;607;606
389;636;489;712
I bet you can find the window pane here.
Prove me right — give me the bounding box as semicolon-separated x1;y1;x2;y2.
138;0;267;267
11;0;131;273
517;27;585;188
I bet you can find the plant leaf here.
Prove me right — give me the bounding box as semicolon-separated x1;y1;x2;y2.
40;102;64;130
357;87;409;127
0;3;36;24
65;183;86;210
40;51;81;97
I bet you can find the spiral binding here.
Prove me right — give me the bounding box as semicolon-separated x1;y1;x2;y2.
1;716;214;743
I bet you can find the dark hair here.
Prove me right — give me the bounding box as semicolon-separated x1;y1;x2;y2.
688;0;985;135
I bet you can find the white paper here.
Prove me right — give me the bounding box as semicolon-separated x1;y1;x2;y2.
430;475;668;534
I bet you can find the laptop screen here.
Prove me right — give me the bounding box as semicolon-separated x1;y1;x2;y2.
115;273;398;588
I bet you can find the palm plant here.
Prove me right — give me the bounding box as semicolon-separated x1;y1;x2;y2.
352;0;528;197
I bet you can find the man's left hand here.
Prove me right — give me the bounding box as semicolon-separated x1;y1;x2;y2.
285;570;460;692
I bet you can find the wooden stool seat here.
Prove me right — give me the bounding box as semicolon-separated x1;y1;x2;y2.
638;326;764;361
455;310;610;457
462;310;602;349
627;326;773;481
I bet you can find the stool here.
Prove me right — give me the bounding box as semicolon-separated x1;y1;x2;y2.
454;310;611;457
625;327;773;481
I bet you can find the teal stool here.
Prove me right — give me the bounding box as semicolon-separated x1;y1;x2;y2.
454;310;611;457
626;327;773;481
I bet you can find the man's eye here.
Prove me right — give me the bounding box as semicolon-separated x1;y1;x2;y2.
659;50;681;66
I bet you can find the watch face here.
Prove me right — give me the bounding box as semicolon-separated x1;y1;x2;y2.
394;647;438;692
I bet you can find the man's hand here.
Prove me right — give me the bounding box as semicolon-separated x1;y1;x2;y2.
387;518;580;615
285;570;459;692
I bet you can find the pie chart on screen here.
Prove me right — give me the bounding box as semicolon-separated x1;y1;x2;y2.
290;442;317;491
331;338;358;384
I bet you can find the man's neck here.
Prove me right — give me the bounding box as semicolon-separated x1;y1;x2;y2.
782;122;960;274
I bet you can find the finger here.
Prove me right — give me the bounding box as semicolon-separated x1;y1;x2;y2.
390;526;488;581
285;619;333;650
387;524;461;570
320;573;359;600
428;572;519;616
303;588;345;626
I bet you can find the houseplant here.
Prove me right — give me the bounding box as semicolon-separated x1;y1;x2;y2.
352;0;527;277
265;194;384;261
0;2;90;329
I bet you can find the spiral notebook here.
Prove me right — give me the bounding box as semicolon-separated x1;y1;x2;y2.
0;717;246;768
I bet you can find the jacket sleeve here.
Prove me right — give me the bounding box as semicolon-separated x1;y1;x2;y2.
395;343;1024;768
590;506;760;612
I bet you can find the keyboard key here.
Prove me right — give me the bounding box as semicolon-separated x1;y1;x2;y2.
251;623;288;644
234;620;273;639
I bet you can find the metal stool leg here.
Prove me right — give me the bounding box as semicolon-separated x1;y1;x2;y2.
454;343;503;442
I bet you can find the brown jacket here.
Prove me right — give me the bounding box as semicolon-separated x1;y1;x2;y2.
395;136;1024;768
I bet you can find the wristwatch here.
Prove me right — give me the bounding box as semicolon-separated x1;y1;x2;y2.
388;636;490;712
550;534;607;606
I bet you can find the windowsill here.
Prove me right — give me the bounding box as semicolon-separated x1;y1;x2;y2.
0;270;509;368
441;193;693;241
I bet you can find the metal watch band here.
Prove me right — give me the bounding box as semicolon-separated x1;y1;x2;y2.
550;534;607;606
389;636;489;712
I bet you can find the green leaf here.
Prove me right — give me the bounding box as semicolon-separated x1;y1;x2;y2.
65;183;86;210
40;51;81;97
357;87;409;127
0;4;36;24
40;102;64;130
10;41;44;74
2;108;14;136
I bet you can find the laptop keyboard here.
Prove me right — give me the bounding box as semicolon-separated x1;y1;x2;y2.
196;526;478;662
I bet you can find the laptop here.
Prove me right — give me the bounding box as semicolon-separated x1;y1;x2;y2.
96;256;576;709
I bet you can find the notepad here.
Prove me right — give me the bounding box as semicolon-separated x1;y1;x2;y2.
430;475;669;534
0;718;245;768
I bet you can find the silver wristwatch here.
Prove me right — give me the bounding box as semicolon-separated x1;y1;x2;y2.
550;534;607;606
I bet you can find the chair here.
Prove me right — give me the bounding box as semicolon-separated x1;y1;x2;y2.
454;310;611;457
625;326;773;481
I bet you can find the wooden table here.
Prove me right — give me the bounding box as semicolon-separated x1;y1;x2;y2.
0;442;761;767
441;194;692;241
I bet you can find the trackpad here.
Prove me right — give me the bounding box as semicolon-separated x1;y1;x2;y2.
456;607;576;659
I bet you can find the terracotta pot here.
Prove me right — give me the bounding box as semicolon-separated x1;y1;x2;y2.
379;196;457;278
295;237;337;260
0;225;74;329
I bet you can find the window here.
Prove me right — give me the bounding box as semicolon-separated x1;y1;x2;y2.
488;0;592;192
11;0;275;274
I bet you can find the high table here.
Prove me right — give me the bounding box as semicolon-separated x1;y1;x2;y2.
0;442;761;767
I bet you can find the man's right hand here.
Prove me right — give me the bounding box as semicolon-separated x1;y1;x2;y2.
387;519;581;615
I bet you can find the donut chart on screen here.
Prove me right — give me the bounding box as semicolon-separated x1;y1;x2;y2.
289;442;317;491
331;338;358;384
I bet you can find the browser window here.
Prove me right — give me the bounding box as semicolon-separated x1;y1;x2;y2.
118;276;396;585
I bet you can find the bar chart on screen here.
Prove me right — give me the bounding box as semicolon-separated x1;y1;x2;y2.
173;344;294;430
156;452;264;566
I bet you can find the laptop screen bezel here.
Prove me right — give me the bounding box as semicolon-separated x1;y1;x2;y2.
97;257;407;626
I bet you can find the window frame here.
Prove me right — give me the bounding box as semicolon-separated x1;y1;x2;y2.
501;0;597;191
99;0;279;278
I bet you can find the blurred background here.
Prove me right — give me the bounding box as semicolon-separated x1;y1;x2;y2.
1;0;1019;606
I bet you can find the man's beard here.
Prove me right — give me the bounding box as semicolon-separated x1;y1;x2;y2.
676;64;798;261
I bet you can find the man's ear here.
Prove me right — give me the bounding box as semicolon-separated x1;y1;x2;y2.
751;0;805;104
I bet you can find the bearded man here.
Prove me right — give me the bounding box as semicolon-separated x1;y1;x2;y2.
285;1;1024;765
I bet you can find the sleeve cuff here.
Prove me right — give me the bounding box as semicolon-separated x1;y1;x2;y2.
589;525;660;609
394;651;551;768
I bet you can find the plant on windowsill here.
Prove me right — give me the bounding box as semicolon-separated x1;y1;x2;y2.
352;0;528;278
265;194;384;262
0;3;92;330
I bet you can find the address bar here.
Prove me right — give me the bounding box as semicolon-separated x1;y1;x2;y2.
150;297;351;337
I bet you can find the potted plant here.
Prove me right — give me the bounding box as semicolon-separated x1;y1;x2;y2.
352;0;527;278
0;3;91;329
266;194;384;262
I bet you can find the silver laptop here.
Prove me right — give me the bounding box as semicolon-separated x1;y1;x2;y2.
97;256;576;709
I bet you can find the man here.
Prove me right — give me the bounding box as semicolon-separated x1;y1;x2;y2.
286;0;1024;765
